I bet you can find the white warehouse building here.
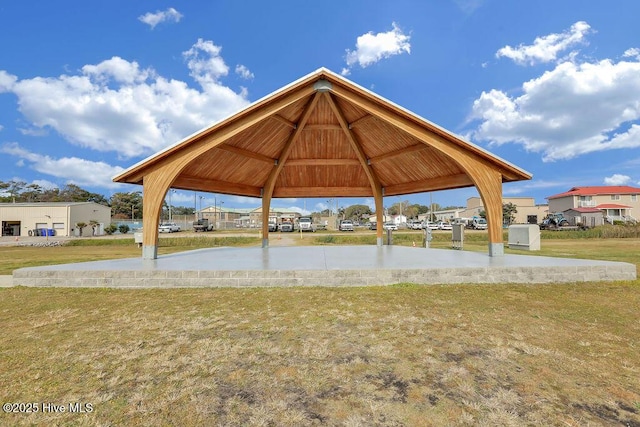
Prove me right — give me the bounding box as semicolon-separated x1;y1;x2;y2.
0;202;112;237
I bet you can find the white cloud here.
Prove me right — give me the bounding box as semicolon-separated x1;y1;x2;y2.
31;179;59;190
342;22;410;75
1;40;250;159
362;198;376;211
183;38;229;86
315;202;328;212
169;190;199;206
603;174;632;186
623;48;640;60
138;7;183;29
469;55;640;161
235;65;254;80
453;0;484;14
503;180;570;196
82;56;153;84
286;206;310;216
1;143;125;188
230;195;261;205
0;70;17;92
496;21;592;66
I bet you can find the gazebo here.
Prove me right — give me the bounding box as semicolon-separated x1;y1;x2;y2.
113;68;531;259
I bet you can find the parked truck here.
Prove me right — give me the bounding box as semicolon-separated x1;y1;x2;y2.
298;217;316;232
192;218;213;232
468;217;488;230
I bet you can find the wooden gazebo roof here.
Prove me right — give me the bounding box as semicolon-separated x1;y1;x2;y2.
114;68;530;198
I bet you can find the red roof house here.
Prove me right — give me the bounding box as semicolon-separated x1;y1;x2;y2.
547;186;639;224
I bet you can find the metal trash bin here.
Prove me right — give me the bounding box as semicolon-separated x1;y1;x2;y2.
452;224;464;250
423;227;432;248
385;228;393;245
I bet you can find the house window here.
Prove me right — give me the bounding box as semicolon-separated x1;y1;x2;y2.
611;195;620;201
578;196;593;207
632;195;638;202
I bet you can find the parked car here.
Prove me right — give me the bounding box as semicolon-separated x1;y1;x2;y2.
408;220;422;230
383;222;398;231
268;221;277;232
422;221;438;230
437;221;452;230
369;222;377;230
339;220;354;231
159;222;180;233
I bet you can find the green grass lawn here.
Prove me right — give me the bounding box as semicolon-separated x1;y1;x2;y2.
0;234;639;425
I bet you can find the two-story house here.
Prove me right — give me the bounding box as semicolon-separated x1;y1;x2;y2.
547;186;640;226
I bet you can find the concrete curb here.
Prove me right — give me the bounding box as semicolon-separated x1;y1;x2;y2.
0;275;14;287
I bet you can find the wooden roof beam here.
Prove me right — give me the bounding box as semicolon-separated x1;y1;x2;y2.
263;92;322;196
274;186;372;197
270;114;296;129
323;93;383;192
174;175;262;197
383;173;473;196
303;124;342;131
348;114;374;129
284;159;360;166
369;144;429;165
217;145;275;164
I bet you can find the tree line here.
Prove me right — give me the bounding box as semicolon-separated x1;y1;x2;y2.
311;200;461;223
1;180;459;221
0;180;152;219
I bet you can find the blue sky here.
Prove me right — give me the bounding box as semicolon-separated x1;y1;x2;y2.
1;1;640;214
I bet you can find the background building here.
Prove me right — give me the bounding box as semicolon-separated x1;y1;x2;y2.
436;197;548;225
547;186;639;224
0;202;111;237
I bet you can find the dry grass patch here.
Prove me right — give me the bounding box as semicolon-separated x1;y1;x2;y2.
1;283;639;426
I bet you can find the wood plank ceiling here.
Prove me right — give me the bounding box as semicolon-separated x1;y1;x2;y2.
114;68;531;200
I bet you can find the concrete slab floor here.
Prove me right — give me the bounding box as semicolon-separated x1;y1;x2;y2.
10;245;637;288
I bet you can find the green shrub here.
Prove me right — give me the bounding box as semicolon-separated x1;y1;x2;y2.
104;223;119;235
118;224;130;235
541;224;640;239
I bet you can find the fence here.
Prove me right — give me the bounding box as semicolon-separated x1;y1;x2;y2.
111;216;240;232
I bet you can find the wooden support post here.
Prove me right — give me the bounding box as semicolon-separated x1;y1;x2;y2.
141;169;174;260
261;193;271;248
474;169;504;256
375;188;384;246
